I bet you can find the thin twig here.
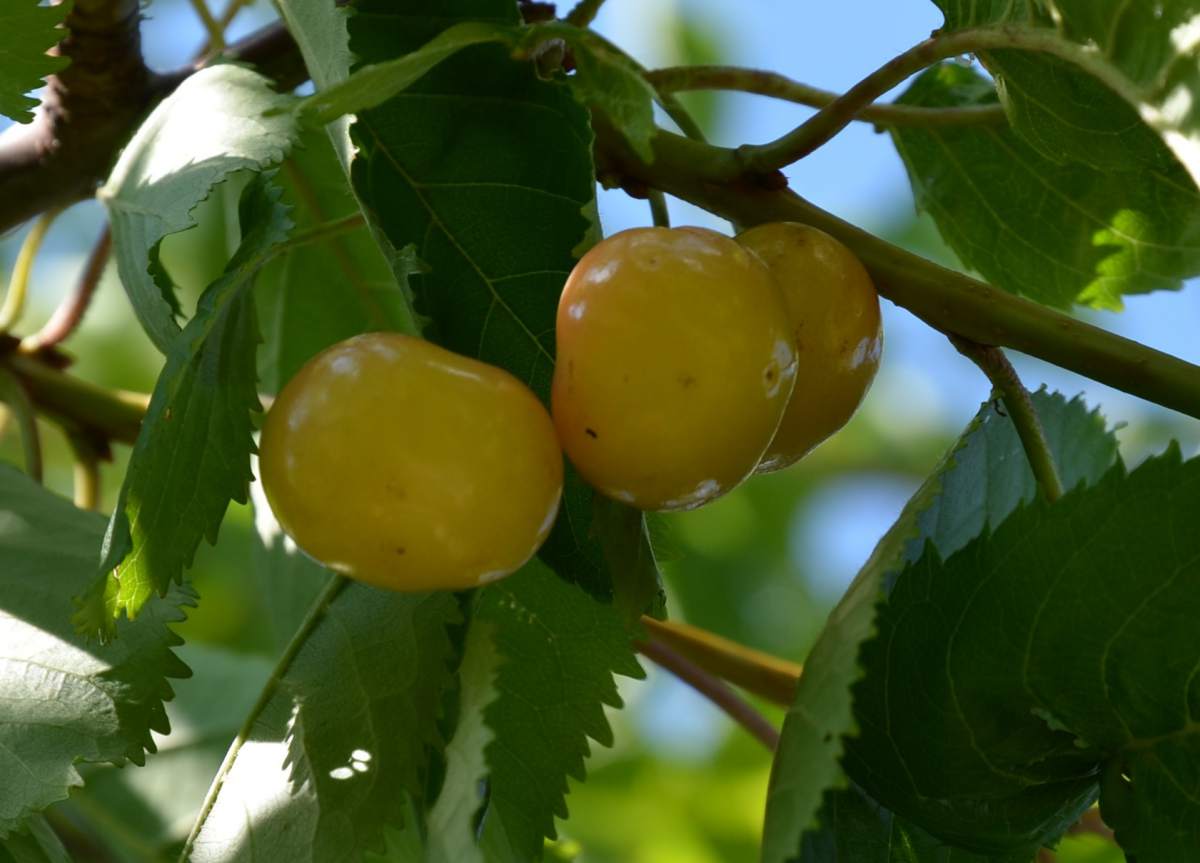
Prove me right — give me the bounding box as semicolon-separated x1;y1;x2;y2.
0;207;64;334
188;0;227;53
21;225;111;354
735;29;1015;172
564;0;607;28
68;433;103;511
641;615;800;707
647;190;671;227
949;335;1064;502
179;575;349;860
645;65;1007;127
637;635;780;751
276;212;365;254
0;367;43;482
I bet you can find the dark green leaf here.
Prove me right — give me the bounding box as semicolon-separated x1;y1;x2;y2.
184;585;462;861
524;22;658;161
892;63;1200;309
99;65;297;352
0;466;190;836
0;817;70;863
302;21;518;124
346;0;662;611
477;562;645;858
801;784;1004;863
763;391;1119;863
846;446;1200;861
0;1;68;123
931;1;1200;191
76;180;290;638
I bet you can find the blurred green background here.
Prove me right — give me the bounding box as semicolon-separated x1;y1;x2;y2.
3;0;1192;859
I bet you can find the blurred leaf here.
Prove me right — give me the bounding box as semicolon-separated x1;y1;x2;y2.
0;0;68;123
763;392;1119;863
59;644;272;859
256;127;414;394
0;466;190;837
185;585;462;861
76;180;290;638
425;620;501;863
846;446;1200;860
346;0;661;611
892;64;1200;310
99;65;297;352
931;1;1200;190
477;562;645;859
0;817;70;863
666;12;725;135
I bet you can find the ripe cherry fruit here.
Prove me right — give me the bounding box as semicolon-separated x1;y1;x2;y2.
259;333;563;592
552;226;797;511
736;222;882;472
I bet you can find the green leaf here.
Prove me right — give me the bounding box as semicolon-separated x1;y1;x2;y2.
302;21;518;125
99;64;297;353
58;644;273;859
184;585;462;861
930;2;1200;193
346;0;662;613
524;23;658;161
800;784;1002;863
0;466;191;837
891;63;1200;310
843;446;1200;860
0;817;70;863
256;126;417;395
75;179;291;638
425;620;502;863
762;391;1119;863
0;0;68;123
476;562;645;859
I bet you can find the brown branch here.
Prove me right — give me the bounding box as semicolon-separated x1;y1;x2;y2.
0;16;303;235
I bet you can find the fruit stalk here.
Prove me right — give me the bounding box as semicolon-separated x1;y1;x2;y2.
950;335;1064;503
641;615;800;707
636;633;781;751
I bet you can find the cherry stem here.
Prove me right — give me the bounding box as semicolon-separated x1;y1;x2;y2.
563;0;607;28
0;207;63;334
641;615;800;707
180;575;350;859
645;65;1007;128
21;225;110;354
647;190;671;228
68;432;102;511
0;366;43;483
950;335;1064;503
636;633;781;751
187;0;226;53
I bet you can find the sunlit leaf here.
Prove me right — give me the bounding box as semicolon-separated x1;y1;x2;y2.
0;466;190;836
